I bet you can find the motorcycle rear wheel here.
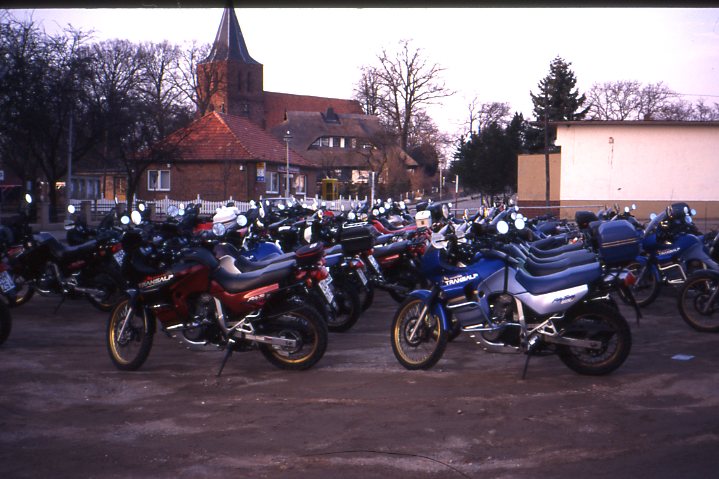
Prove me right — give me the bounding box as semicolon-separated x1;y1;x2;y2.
557;303;632;376
8;274;34;308
0;301;11;345
391;297;447;370
327;281;362;333
107;299;154;371
258;305;328;370
87;269;126;312
623;261;660;307
678;275;719;332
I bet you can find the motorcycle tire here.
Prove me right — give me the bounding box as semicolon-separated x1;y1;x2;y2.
87;269;126;313
107;299;154;371
556;302;632;376
621;261;660;308
678;275;719;332
258;305;328;370
8;274;34;308
327;281;362;333
391;296;448;370
0;301;11;345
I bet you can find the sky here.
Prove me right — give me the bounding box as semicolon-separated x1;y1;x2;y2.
8;7;719;138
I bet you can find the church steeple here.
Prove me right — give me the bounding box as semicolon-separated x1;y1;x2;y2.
205;4;259;64
197;3;265;126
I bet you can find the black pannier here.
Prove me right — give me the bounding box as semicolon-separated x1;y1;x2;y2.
340;224;374;255
575;210;599;229
595;220;641;266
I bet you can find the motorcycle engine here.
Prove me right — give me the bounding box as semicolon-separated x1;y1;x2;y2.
180;294;221;346
482;294;520;345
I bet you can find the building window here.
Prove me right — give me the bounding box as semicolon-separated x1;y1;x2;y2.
321;137;330;148
294;174;306;194
267;171;279;194
147;170;170;191
351;138;357;149
331;137;341;148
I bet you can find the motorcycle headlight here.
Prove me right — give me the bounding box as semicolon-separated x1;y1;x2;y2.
212;223;226;236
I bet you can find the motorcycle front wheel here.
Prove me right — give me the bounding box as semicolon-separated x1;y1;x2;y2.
258;305;328;370
678;275;719;332
623;261;660;307
107;299;154;371
0;301;12;345
557;303;632;376
391;297;447;370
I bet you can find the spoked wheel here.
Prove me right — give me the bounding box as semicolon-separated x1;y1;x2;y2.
9;274;34;308
327;281;362;333
0;301;12;345
391;297;447;370
678;275;719;332
557;303;632;376
258;305;328;370
87;270;126;312
107;299;154;371
621;261;660;307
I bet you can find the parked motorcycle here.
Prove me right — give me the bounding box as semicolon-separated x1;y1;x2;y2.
107;211;329;374
390;213;634;377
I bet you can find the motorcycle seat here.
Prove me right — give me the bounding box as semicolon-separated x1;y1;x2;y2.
523;253;595;277
325;253;342;268
373;240;408;257
37;232;98;262
515;261;602;296
212;259;296;294
527;241;584;258
325;244;342;255
235;251;296;272
374;233;398;245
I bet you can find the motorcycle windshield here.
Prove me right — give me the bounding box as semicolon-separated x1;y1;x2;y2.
643;211;667;236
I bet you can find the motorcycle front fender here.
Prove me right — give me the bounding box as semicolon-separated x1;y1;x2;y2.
406;289;451;331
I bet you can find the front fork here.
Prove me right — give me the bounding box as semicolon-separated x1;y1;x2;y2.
116;289;140;340
408;286;441;341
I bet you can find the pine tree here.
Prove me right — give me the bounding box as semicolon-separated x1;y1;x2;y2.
531;56;589;123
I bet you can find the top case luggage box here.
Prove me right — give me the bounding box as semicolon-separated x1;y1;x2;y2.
340;224;375;255
596;220;641;266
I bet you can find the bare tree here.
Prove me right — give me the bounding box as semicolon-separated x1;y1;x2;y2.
172;40;223;117
694;99;719;121
587;80;642;120
369;39;454;151
638;82;677;120
354;66;382;116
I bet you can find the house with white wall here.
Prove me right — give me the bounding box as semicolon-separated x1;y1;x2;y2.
518;121;719;228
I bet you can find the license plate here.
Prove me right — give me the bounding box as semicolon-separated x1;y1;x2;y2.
318;277;334;304
368;255;381;273
356;268;368;286
0;271;15;293
114;250;126;266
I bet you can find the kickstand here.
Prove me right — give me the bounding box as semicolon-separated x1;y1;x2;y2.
53;296;66;314
521;351;532;380
217;343;234;377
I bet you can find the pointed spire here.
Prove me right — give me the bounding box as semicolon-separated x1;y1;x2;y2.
205;3;259;64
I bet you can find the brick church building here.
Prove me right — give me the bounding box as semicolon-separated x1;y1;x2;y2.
137;6;415;202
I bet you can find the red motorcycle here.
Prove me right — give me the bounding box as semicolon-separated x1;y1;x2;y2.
106;227;329;375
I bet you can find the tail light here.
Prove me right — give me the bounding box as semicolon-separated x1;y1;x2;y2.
348;258;365;270
620;270;636;287
111;243;123;254
310;266;329;282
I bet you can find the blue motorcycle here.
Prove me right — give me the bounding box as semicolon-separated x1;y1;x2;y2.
626;203;719;307
390;217;634;376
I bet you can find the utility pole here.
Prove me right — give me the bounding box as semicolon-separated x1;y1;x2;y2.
283;130;292;197
544;92;551;215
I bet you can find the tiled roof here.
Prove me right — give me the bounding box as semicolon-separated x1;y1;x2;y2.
163;112;315;168
263;91;364;129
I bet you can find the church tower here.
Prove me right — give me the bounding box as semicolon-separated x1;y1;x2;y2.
197;5;265;126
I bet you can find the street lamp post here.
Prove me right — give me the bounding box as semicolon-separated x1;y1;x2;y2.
283;130;292;197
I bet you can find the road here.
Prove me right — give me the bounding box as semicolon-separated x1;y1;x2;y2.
1;289;718;479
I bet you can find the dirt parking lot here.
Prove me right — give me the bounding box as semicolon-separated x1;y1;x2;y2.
1;289;719;479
